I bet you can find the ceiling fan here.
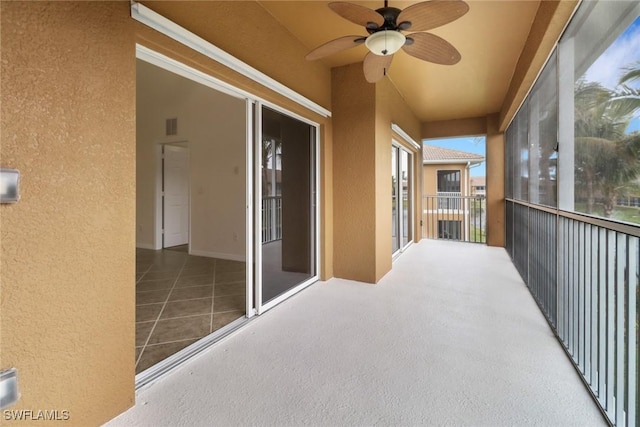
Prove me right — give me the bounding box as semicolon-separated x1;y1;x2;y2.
305;0;469;83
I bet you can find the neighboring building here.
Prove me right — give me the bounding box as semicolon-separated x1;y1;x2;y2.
422;145;484;197
470;176;486;196
422;145;484;241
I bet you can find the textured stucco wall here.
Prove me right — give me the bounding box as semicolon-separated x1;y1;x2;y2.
0;2;136;426
486;114;505;247
423;164;468;196
332;63;420;283
332;64;377;283
375;78;421;281
140;1;332;113
422;117;487;139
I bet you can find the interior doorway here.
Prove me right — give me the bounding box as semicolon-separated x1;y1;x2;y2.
162;144;189;249
135;47;321;382
135;56;248;377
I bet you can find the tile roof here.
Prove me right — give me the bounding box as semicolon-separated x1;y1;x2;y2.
470;176;486;187
423;144;485;163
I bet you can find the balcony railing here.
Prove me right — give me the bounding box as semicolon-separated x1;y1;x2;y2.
422;194;486;243
436;191;462;209
507;200;638;427
262;196;282;243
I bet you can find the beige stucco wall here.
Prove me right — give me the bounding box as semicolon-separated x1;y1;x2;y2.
0;2;136;425
332;63;420;284
422;117;487;139
0;2;337;426
140;1;332;111
332;64;377;283
422;164;469;196
0;0;575;424
376;78;421;280
486;114;505;247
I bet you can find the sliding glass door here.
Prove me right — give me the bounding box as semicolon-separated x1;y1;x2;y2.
258;106;318;309
392;147;400;254
392;143;412;256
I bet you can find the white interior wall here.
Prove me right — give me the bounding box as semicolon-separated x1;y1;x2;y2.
136;59;246;260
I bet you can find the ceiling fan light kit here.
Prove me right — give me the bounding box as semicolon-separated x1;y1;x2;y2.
365;30;406;56
306;0;469;83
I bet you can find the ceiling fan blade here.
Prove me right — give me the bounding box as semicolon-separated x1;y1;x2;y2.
329;2;384;28
363;52;394;83
402;32;461;65
397;0;469;32
305;36;366;61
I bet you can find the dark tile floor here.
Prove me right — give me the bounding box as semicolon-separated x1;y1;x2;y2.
135;245;246;373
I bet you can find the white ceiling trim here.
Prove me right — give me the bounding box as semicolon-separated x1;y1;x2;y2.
391;124;420;151
131;2;331;118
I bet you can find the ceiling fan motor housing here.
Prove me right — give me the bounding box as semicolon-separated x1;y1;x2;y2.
367;7;406;33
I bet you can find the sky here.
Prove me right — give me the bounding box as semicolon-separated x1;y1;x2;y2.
423;137;486;177
583;16;640;134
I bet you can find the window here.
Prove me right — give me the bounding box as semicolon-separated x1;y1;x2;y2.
437;170;461;193
568;7;640;221
512;104;529;201
506;2;640;221
392;144;413;255
528;51;558;207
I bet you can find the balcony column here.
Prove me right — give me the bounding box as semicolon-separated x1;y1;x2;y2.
486;113;505;247
331;63;380;283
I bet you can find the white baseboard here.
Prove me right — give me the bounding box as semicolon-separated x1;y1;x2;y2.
189;249;246;262
136;242;157;250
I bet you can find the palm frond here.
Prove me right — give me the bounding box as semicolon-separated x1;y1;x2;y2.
618;60;640;86
608;84;640;117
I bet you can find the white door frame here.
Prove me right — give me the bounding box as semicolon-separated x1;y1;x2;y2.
254;101;321;315
160;143;190;249
135;44;323;388
392;140;415;260
154;140;189;250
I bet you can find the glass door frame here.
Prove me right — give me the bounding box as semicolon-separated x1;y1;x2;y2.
254;100;320;315
392;140;414;259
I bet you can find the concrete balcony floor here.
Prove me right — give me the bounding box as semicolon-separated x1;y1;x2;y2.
108;240;606;426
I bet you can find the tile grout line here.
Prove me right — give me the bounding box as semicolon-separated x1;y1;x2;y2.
135;251;245;372
134;259;156;366
136;262;154;284
136;253;188;369
142;337;202;348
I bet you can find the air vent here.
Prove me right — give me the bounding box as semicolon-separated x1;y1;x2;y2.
165;118;178;136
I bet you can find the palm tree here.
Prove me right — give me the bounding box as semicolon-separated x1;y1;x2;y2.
574;79;640;217
261;136;281;196
608;60;640;117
